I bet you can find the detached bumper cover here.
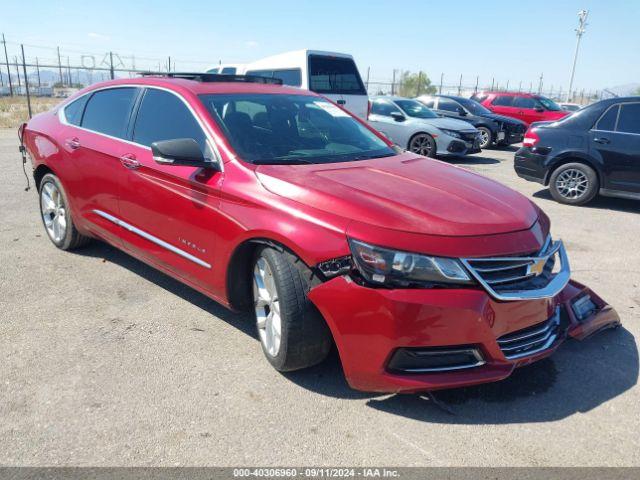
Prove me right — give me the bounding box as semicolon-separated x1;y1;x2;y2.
308;277;620;393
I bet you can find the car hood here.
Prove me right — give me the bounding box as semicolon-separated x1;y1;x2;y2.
255;153;538;237
412;116;477;131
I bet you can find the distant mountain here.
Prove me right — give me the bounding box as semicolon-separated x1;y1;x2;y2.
601;83;640;98
1;68;115;88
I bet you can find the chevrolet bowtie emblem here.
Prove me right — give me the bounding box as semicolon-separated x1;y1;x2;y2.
528;258;547;276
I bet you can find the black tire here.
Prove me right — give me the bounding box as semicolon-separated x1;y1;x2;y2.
408;133;437;158
548;162;599;205
477;126;492;149
38;173;91;250
251;247;332;372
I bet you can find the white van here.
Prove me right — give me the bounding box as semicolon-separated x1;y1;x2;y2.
240;50;369;119
205;63;245;75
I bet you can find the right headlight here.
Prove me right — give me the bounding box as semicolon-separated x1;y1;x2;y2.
348;239;473;287
439;128;462;139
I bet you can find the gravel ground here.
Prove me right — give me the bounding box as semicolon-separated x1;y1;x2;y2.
1;127;638;466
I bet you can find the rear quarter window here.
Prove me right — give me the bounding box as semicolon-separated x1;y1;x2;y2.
308;55;366;95
616;103;640;134
63;95;89;126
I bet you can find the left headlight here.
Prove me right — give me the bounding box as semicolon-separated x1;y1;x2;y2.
349;239;473;287
439;128;462;139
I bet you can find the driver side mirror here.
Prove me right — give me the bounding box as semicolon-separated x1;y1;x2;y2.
457;107;467;116
391;112;406;122
151;138;219;170
534;106;545;112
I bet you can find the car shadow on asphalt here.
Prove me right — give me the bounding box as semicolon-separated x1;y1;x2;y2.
75;241;256;338
533;189;640;213
75;241;639;421
365;327;638;424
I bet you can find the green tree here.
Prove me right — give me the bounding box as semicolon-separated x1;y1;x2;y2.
398;71;437;97
634;86;640;96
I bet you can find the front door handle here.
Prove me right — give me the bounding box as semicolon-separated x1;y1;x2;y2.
119;154;140;169
65;137;80;149
594;137;610;144
337;99;346;105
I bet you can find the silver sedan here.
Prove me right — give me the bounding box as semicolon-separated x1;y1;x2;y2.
367;96;481;157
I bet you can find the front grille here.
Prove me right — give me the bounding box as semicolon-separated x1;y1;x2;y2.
461;236;571;301
497;307;561;360
387;346;485;373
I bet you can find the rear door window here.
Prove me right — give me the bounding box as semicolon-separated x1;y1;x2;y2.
438;98;462;112
594;105;619;132
220;67;237;74
513;97;537;109
370;99;402;117
616;103;640;134
492;95;514;107
308;55;366;95
132;88;207;150
81;87;138;139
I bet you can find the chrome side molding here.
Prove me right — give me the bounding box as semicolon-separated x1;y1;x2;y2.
93;209;211;269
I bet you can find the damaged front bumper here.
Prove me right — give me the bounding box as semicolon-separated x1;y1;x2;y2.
308;277;620;393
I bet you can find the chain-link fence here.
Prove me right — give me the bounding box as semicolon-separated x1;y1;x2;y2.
1;33;603;127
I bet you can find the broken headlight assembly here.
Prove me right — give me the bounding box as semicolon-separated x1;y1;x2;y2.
347;239;473;288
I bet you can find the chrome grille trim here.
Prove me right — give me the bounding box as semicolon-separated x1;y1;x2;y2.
497;307;561;360
461;237;571;301
399;348;485;373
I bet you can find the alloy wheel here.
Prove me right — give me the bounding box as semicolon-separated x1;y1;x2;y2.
253;257;282;357
555;168;589;200
409;134;435;157
478;129;490;149
40;181;67;243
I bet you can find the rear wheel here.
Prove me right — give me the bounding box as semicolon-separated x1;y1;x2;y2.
477;127;492;149
252;247;332;371
39;173;91;250
408;133;437;158
549;163;599;205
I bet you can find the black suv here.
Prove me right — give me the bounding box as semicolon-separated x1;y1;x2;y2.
515;97;640;205
417;94;526;149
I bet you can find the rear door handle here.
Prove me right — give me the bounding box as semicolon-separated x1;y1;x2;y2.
337;99;346;105
119;154;140;169
65;137;80;149
594;137;610;144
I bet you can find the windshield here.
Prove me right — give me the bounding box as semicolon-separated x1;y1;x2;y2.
395;99;438;119
199;94;394;165
536;96;562;111
458;98;492;115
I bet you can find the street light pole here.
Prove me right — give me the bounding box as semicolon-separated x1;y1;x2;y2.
568;9;588;102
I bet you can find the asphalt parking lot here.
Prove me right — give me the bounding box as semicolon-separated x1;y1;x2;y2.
1;127;639;466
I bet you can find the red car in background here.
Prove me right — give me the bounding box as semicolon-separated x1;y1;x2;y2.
20;74;619;393
472;91;570;126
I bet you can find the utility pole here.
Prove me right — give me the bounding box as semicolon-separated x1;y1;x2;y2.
538;73;544;94
568;9;588;102
14;56;21;89
57;46;64;86
36;57;41;88
2;33;13;95
21;45;32;118
391;69;396;96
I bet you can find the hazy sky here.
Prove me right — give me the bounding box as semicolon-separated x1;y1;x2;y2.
2;0;638;91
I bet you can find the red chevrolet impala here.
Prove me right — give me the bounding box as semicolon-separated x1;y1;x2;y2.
20;73;620;392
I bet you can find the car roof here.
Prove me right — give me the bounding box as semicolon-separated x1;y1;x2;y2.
75;76;311;97
480;91;538;98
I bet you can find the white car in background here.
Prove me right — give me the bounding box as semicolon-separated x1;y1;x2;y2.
206;63;245;75
208;50;369;119
367;96;481;157
559;102;582;112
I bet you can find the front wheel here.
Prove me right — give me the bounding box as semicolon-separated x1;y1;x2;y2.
252;247;332;372
549;163;599;205
477;127;492;149
408;133;437;158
